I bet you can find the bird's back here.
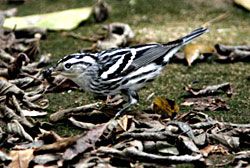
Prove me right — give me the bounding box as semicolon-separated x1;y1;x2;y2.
85;27;208;95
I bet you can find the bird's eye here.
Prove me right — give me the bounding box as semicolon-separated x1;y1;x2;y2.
65;63;72;69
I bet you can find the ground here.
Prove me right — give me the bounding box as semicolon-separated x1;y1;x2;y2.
1;0;250;137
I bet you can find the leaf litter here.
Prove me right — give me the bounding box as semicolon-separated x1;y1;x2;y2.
0;4;250;168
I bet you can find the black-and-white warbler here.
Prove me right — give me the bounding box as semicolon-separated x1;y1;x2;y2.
49;27;208;118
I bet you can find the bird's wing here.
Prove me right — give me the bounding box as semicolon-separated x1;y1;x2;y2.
97;44;174;80
130;43;180;69
97;48;138;80
97;27;208;80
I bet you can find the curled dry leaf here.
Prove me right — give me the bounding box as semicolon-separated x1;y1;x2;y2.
181;97;230;111
209;127;240;150
8;53;30;79
14;140;44;150
167;121;196;141
34;135;80;154
97;22;135;50
7;120;34;141
151;97;179;118
215;44;250;62
178;135;200;153
184;43;214;66
117;115;133;131
98;146;204;165
185;82;233;97
69;117;95;130
93;0;111;22
0;77;24;97
21;109;47;117
50;102;102;122
23;39;40;62
200;144;229;157
0;49;15;63
0;105;34;128
43;74;79;93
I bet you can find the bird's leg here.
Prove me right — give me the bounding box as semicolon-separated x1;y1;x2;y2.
114;90;139;119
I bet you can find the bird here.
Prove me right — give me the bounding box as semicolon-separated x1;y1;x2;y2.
48;27;208;118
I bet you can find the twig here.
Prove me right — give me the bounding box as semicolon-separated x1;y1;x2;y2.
62;32;101;42
50;102;102;122
98;146;204;164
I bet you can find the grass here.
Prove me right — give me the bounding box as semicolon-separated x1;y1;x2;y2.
1;0;250;136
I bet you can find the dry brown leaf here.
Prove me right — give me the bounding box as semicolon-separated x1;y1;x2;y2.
35;135;79;154
7;120;33;141
179;135;200;153
181;97;230;111
184;43;214;66
200;144;229;157
0;78;25;97
8;149;34;168
97;22;135;50
8;53;30;79
117;115;133;131
93;0;111;22
185;82;233;97
69;117;95;129
63;123;108;160
151;97;179;118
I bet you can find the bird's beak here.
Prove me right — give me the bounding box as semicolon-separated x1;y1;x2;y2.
50;64;65;77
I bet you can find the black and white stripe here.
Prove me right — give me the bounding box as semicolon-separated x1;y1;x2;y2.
52;27;208;117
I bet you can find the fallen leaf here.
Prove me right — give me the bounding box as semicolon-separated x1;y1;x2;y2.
63;123;108;160
35;135;79;154
7;120;33;141
200;144;229;157
234;0;250;11
185;82;233;97
158;146;179;155
69;117;95;129
151;97;179;118
21;109;47;117
32;153;61;165
179;135;200;153
210;128;240;149
117;115;133;131
3;7;92;30
93;0;111;22
97;22;135;50
181;97;230;111
184;43;214;66
8;149;34;168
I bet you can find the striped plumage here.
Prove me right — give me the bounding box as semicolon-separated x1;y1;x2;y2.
50;27;208;118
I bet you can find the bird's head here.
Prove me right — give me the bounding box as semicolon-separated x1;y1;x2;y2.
48;53;97;79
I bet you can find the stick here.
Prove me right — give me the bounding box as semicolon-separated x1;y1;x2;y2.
50;102;102;122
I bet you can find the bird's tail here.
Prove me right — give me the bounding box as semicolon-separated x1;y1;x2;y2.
182;27;208;44
164;27;208;46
